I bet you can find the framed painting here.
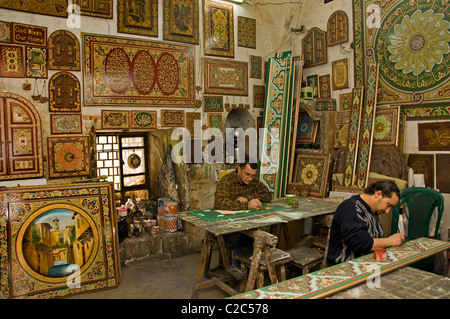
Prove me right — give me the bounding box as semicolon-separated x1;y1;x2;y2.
73;0;112;18
207;113;222;131
203;96;223;112
161;109;185;127
238;16;256;49
50;114;83;135
0;182;120;298
82;33;195;107
354;0;450;120
163;0;199;44
118;0;158;37
130;110;157;129
319;74;331;99
203;57;248;96
407;154;434;188
25;47;47;78
0;0;68;18
0;44;24;78
296;113;318;144
101;110;130;130
249;55;262;79
293;153;331;198
47;135;90;179
373;105;400;147
203;0;234;58
418;121;450;151
332;58;349;90
306;74;319;98
253;85;265;108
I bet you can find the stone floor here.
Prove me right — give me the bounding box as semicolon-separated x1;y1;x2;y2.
69;250;230;299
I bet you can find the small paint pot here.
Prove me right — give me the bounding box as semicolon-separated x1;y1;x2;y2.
373;248;387;261
286;194;294;205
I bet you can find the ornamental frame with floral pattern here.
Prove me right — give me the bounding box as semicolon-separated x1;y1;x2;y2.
203;0;234;58
47;135;90;179
293;152;331;198
0;182;120;299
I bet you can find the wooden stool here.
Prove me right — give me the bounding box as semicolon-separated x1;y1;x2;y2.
236;248;292;291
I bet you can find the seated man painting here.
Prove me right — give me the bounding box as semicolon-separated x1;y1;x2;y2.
214;159;272;278
326;180;405;266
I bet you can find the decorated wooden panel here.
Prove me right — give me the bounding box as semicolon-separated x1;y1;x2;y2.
203;96;223;112
327;10;348;46
0;20;11;43
238;16;256;49
407;154;434;188
25;47;47;78
332;58;349;90
0;0;68;18
48;30;80;71
258;52;295;198
130;110;157;129
343;87;364;187
293;153;331;198
0;182;120;299
355;63;379;189
203;57;248;96
50;114;83;135
101;110;130;130
319;74;331;99
334;110;350;148
207;112;222;130
203;0;234;58
0;44;24;78
436;154;450;193
73;0;112;18
302;27;327;68
253;85;265;108
354;0;449;120
161;109;185;127
0;98;5;177
231;237;450;299
0;93;43;180
296;113;318;144
118;0;158;37
11;22;46;47
163;0;199;44
373;105;400;147
186;112;201;136
49;72;81;112
83;33;195;107
418;121;450;151
250;55;262;79
47;135;90;179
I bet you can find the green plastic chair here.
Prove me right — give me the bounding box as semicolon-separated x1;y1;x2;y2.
390;187;444;271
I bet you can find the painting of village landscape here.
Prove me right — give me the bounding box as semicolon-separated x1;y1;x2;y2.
0;182;120;299
22;208;95;278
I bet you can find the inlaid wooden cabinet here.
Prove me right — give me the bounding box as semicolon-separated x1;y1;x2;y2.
0;93;43;180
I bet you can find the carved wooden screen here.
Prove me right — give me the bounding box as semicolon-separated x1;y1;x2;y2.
49;71;81;112
302;27;327;68
327;10;348;46
48;30;81;71
0;93;43;180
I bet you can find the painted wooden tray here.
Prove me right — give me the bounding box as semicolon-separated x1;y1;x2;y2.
230;237;450;299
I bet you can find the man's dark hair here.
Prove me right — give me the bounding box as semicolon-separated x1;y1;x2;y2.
238;156;258;170
364;180;400;198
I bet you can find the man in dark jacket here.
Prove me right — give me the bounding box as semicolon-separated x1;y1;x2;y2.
327;181;405;266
